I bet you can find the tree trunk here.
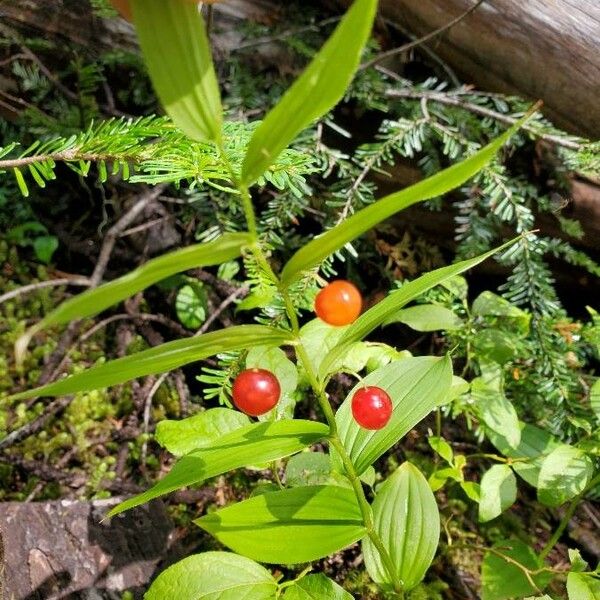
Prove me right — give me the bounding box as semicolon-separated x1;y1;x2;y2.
376;0;600;138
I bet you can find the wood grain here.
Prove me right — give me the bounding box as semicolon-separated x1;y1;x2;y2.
376;0;600;137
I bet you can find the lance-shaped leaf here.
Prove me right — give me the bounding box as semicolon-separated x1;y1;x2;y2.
319;239;517;378
363;463;440;591
145;552;278;600
336;357;452;475
109;420;329;517
131;0;222;142
241;0;377;184
16;232;250;362
196;485;365;564
11;325;290;401
280;109;538;286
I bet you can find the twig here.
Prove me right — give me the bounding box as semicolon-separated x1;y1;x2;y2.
0;396;72;451
384;89;582;150
234;16;341;51
90;184;167;286
197;286;249;335
0;277;90;306
361;0;487;71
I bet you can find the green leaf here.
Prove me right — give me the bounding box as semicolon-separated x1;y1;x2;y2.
109;420;329;517
18;232;250;361
155;408;249;457
176;283;207;329
537;445;594;507
460;481;481;502
145;551;277;600
428;436;454;464
478;465;517;522
131;0;222;142
241;0;377;184
246;345;298;420
285;452;331;487
487;423;561;488
11;325;289;400
385;304;463;331
472;291;530;335
298;319;349;378
472;329;519;365
363;463;440;591
195;485;365;564
319;240;518;378
336;356;452;475
280;110;536;285
590;379;600;421
567;572;600;600
471;377;521;449
282;574;353;600
32;235;58;264
481;540;552;600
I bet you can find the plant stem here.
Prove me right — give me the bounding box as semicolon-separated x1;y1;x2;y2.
226;151;404;595
282;291;404;596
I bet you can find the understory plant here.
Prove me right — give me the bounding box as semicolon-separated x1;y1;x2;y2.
3;0;599;598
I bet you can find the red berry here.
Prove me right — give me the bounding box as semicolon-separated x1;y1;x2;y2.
314;280;362;326
232;368;281;416
351;386;393;430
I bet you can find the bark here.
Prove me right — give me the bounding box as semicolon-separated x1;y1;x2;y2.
375;0;600;138
0;499;185;600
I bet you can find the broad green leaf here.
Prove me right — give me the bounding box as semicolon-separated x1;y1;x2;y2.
33;235;58;264
319;240;517;378
196;485;365;564
298;319;349;378
440;375;470;406
471;377;521;449
176;283;207;329
478;464;517;522
487;422;561;488
145;552;277;600
590;379;600;421
569;548;589;572
428;436;454;464
481;540;552;600
429;466;463;492
472;291;530;335
285;452;331;487
336;356;452;475
109;420;329;517
567;572;600;600
131;0;222;142
246;345;299;420
537;445;593;507
11;325;289;401
385;304;463;331
283;574;353;600
241;0;377;184
155;408;249;457
472;329;519;364
17;233;250;362
363;463;440;591
280;111;536;286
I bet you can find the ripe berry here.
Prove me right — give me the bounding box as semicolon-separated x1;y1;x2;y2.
232;368;281;416
351;386;393;430
314;280;362;326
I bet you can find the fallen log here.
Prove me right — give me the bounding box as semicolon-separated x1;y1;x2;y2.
374;0;600;138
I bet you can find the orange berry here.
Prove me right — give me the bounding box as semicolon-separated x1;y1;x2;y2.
314;280;362;326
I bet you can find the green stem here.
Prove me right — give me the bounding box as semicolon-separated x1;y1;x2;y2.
224;155;404;595
282;291;404;596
